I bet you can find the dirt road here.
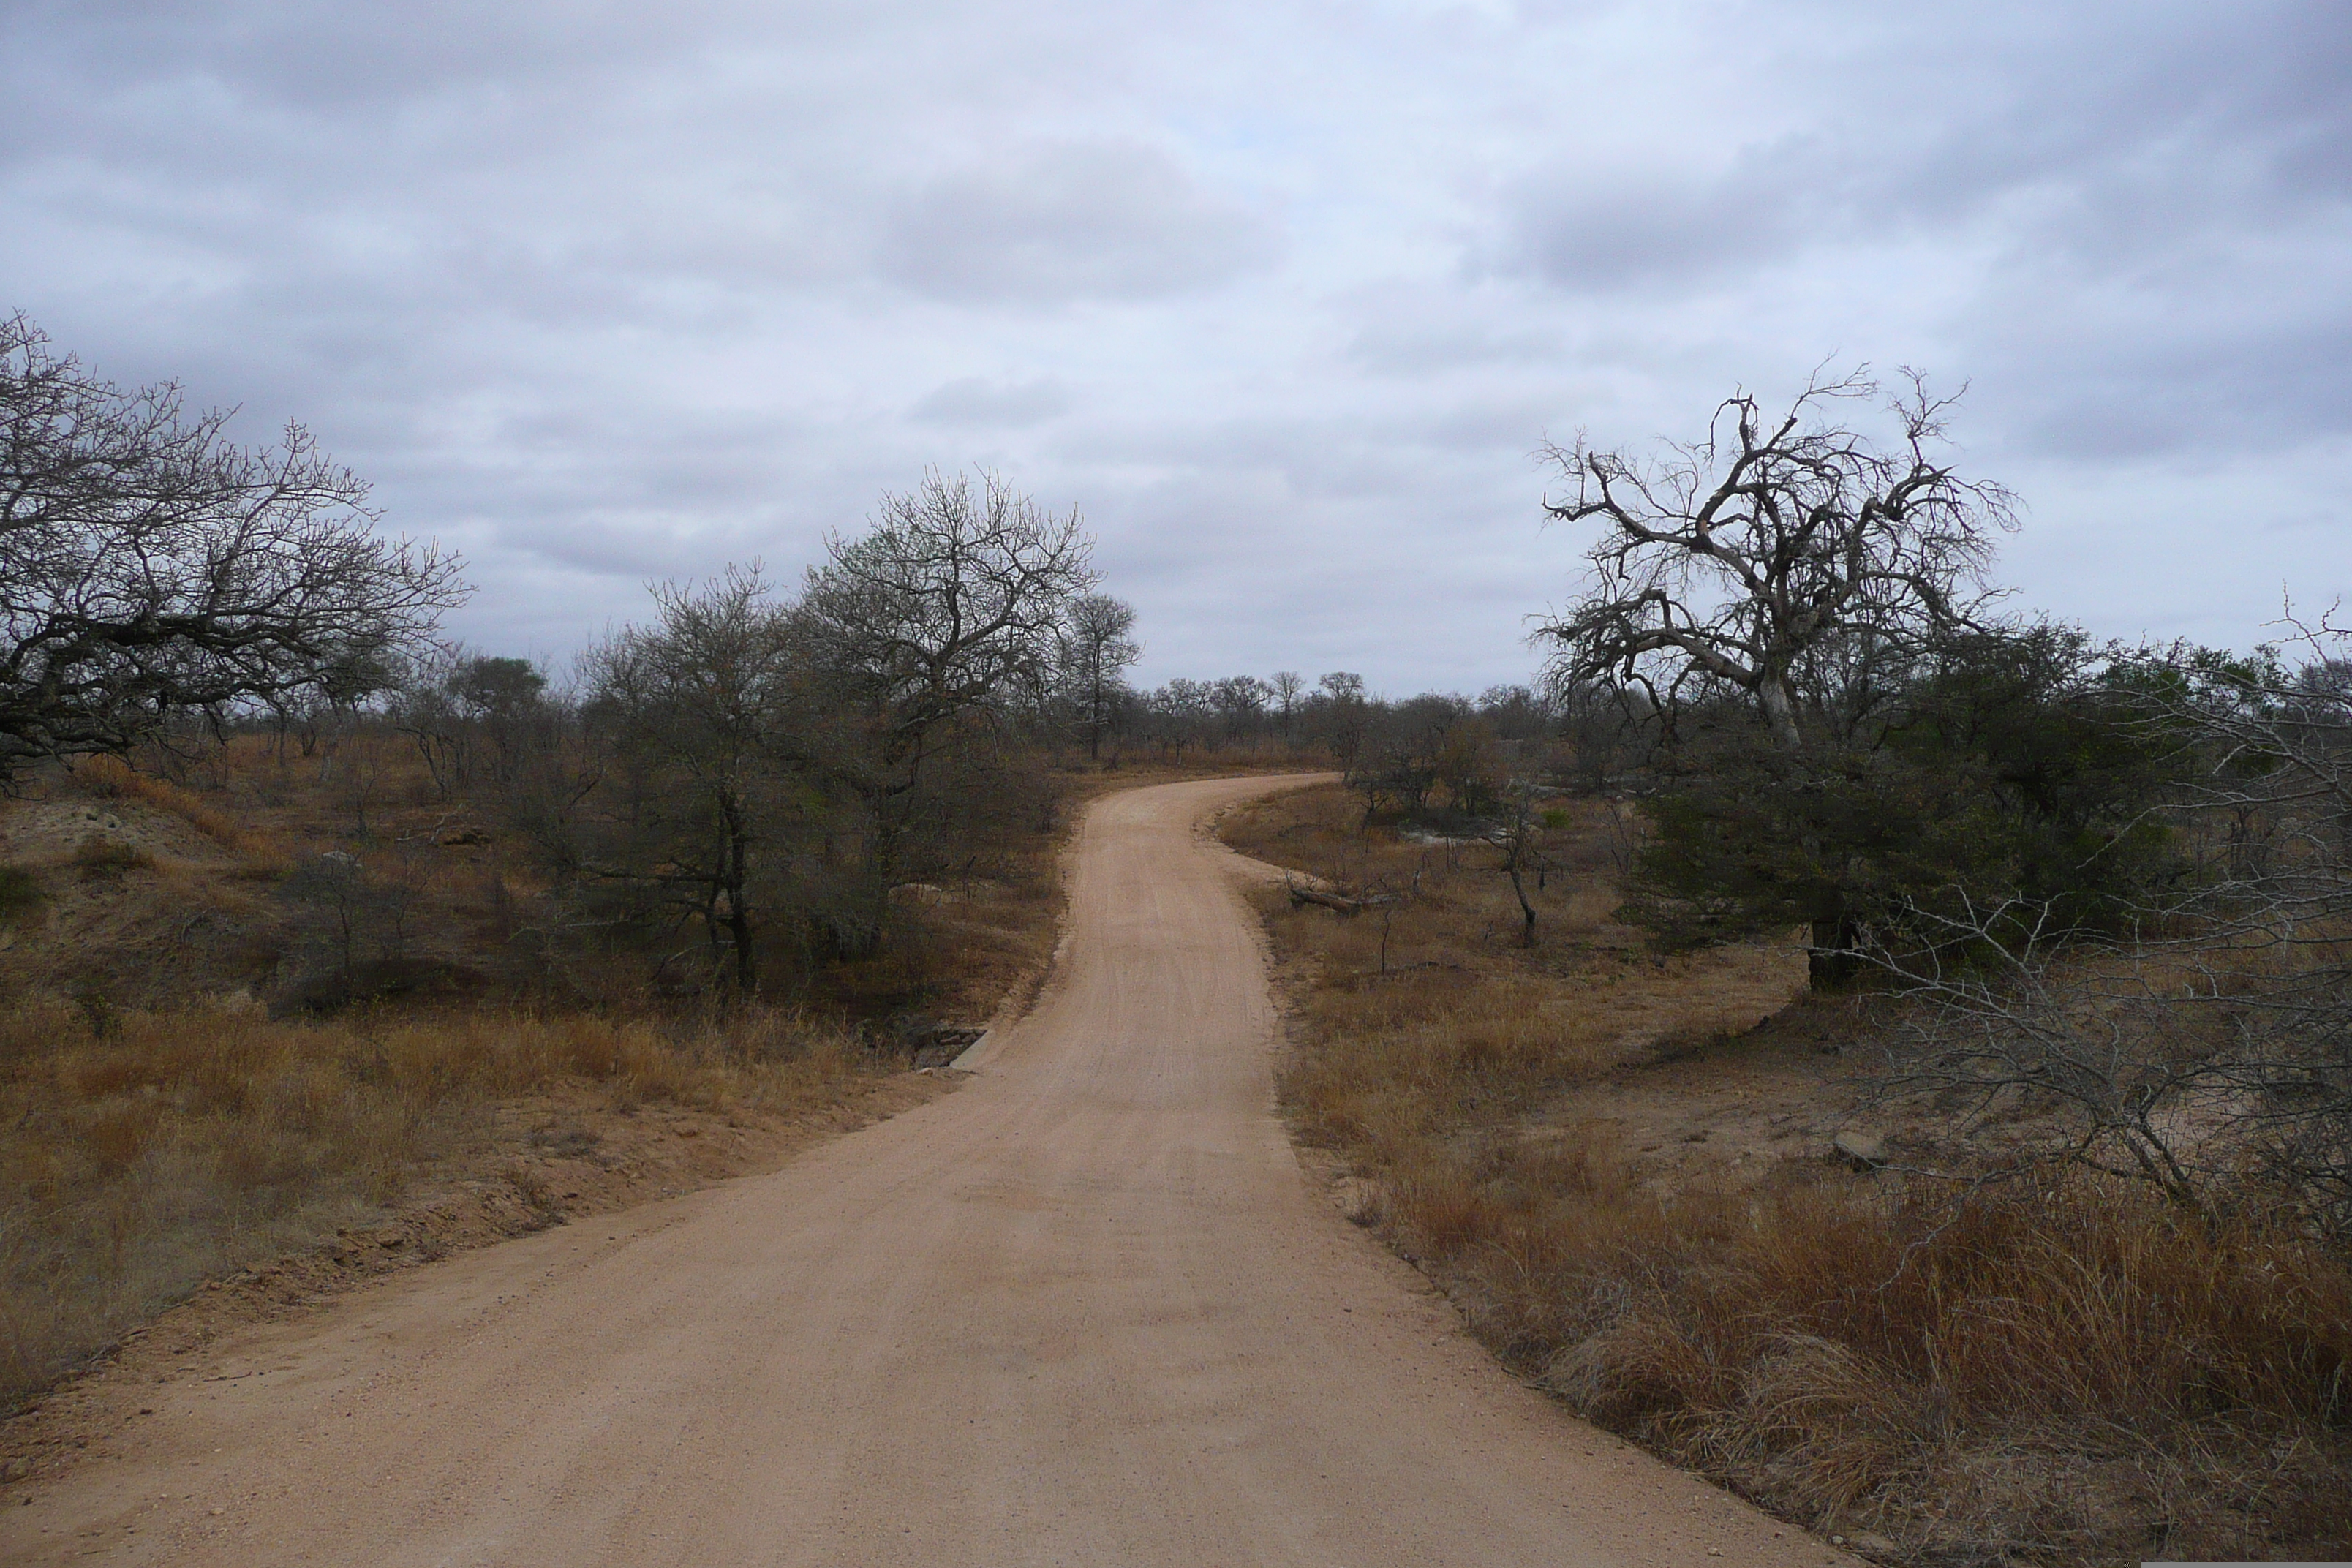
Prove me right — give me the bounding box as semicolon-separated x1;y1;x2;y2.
5;777;1836;1567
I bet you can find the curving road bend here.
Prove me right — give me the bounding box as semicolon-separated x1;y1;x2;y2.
5;776;1835;1567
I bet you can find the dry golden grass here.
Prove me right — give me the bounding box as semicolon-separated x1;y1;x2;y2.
1225;783;2352;1566
0;992;886;1409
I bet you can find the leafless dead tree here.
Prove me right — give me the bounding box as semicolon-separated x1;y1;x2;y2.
799;468;1096;872
1878;897;2221;1210
1535;367;2016;748
581;565;802;995
1268;671;1305;740
1058;592;1139;761
1485;778;1548;947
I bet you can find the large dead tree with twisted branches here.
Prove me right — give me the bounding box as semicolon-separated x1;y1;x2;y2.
1536;369;2017;747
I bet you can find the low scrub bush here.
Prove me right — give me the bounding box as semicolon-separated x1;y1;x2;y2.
69;834;156;875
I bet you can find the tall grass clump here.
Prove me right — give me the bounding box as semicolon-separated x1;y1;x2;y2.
1391;1133;2352;1562
1286;979;2352;1561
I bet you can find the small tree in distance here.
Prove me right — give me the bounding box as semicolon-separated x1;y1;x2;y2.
1060;592;1140;760
1268;671;1305;740
1210;675;1269;742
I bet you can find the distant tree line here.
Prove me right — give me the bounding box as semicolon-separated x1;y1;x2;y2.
0;317;1133;1002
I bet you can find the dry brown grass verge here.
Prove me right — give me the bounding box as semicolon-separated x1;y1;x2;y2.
0;995;900;1412
1226;783;2352;1568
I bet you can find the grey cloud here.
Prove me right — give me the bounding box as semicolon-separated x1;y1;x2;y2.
1344;303;1566;375
908;377;1074;428
1495;159;1822;293
3;0;2345;693
876;141;1278;304
7;1;727;114
1484;1;2352;470
1963;282;2352;463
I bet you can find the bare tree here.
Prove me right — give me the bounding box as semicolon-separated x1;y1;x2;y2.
582;566;799;995
448;653;549;783
1147;678;1213;759
392;647;554;801
1315;671;1368;767
389;646;470;799
1319;671;1365;701
1209;675;1269;741
1879;899;2216;1210
0;314;465;776
799;469;1096;875
1487;776;1547;947
1535;368;2015;749
1059;592;1140;761
1269;671;1305;739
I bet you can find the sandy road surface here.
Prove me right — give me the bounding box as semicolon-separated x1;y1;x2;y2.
5;777;1842;1567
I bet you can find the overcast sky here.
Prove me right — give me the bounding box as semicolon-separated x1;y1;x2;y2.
3;1;2345;693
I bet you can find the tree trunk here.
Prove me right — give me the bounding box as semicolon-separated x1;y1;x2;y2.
1759;677;1803;750
1507;859;1537;946
1807;911;1860;990
719;796;757;995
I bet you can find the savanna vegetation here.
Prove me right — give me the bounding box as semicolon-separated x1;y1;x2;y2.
1221;373;2352;1565
9;312;2348;1567
0;318;1351;1411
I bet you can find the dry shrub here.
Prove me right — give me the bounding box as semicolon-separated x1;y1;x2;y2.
1335;1052;2352;1560
69;834;154;873
0;865;41;921
0;995;874;1409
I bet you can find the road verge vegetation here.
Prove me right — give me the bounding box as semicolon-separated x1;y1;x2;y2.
0;998;899;1406
1224;781;2352;1568
0;735;1322;1425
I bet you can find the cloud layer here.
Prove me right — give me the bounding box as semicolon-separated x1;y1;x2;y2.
2;0;2343;690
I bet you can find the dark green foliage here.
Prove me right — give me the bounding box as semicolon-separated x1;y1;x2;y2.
1885;627;2181;912
1624;625;2182;980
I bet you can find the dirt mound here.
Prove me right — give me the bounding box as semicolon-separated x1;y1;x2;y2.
0;799;227;866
